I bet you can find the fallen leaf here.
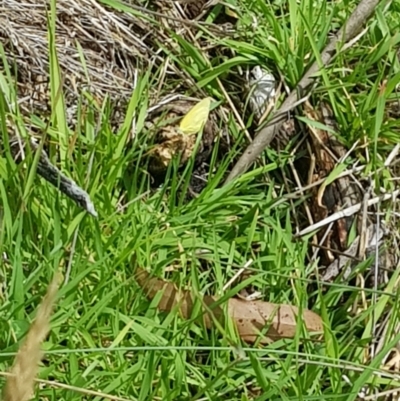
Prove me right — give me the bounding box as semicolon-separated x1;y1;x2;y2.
135;264;323;344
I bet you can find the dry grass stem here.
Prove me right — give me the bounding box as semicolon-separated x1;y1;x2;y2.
2;274;59;401
0;0;152;124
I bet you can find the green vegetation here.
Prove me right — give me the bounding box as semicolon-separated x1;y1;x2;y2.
1;0;400;400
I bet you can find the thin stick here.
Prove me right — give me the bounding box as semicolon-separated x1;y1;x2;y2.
297;189;400;237
224;0;380;184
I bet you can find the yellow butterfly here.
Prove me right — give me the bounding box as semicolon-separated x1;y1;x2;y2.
179;97;212;135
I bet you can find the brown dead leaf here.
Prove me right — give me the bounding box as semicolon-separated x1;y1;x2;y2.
135;265;323;344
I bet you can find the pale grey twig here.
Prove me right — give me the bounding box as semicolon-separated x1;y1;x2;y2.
9;137;97;217
36;151;97;217
297;189;400;237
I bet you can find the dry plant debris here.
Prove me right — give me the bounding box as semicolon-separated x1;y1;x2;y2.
146;98;218;177
0;0;223;208
0;0;151;124
225;0;381;184
155;0;210;20
0;0;158;214
135;265;323;344
2;274;59;401
304;101;362;264
299;102;397;282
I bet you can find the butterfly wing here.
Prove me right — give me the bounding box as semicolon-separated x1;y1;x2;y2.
179;98;211;135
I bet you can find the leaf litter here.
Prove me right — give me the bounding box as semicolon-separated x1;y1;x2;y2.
134;263;323;344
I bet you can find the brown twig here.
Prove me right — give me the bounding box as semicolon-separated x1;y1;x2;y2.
224;0;380;185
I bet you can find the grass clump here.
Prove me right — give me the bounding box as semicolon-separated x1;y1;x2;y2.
1;0;400;400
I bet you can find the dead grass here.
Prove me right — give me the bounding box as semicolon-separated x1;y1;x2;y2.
0;0;154;123
2;274;59;401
